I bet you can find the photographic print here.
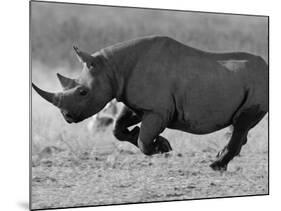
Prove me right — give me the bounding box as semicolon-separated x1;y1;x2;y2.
30;1;269;210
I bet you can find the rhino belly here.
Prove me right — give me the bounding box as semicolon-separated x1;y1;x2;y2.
168;92;243;134
167;117;232;135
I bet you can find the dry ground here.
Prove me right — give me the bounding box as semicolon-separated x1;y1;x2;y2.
31;93;268;209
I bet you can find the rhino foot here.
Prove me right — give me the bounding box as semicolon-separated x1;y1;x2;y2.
154;136;172;154
210;161;228;171
211;147;229;171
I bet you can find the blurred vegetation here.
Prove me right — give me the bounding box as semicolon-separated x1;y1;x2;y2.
31;2;268;72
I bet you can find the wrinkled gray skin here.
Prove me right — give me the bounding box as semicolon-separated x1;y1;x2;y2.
32;36;268;171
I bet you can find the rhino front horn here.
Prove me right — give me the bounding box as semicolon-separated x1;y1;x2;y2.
56;73;77;90
32;83;60;107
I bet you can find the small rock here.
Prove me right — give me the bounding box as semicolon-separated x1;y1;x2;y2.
42;160;53;167
164;153;171;158
187;185;196;189
191;172;198;176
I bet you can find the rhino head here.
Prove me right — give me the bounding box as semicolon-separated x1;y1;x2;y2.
32;46;114;123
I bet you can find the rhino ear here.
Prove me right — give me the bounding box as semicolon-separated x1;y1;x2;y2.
73;45;95;68
56;73;77;90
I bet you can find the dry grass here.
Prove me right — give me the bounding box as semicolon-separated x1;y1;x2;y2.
31;2;268;210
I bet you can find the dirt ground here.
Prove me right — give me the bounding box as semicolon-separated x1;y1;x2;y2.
31;117;268;210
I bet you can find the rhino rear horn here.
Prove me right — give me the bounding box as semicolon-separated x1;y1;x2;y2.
56;73;77;90
32;83;60;107
73;45;95;68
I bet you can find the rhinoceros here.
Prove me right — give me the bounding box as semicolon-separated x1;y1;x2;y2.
32;35;268;170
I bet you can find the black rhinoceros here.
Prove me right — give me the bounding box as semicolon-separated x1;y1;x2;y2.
32;36;268;170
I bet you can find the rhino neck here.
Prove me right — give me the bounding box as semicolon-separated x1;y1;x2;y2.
101;38;151;102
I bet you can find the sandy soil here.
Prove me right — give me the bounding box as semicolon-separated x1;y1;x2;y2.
31;119;268;210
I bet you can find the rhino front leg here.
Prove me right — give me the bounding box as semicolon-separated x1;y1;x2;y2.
113;106;141;146
137;113;172;155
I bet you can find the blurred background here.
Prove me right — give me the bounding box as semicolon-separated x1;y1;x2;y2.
31;2;268;209
31;2;268;71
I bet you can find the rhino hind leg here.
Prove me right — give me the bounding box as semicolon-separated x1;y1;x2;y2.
210;105;267;171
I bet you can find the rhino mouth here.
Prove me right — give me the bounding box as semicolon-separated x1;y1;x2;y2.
62;111;82;124
65;117;74;123
64;115;83;124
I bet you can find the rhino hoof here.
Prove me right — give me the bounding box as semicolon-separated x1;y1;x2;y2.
154;136;172;154
210;161;227;171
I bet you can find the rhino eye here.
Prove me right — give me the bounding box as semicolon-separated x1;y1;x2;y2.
79;89;88;96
